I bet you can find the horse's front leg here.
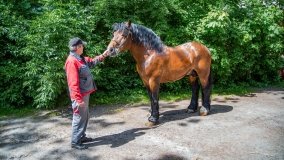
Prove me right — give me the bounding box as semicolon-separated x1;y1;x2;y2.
147;88;159;124
146;79;160;125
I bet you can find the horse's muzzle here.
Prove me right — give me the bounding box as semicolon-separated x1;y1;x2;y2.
108;47;119;57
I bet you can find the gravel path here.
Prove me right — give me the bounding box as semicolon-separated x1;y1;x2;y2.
0;89;283;160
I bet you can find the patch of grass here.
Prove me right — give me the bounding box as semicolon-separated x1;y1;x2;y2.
213;84;253;95
213;81;284;96
271;81;284;88
2;82;283;119
0;106;38;119
92;89;149;105
160;90;190;102
93;82;284;105
94;89;189;105
92;84;254;105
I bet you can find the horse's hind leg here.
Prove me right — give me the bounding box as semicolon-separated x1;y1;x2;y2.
186;70;200;113
199;69;212;116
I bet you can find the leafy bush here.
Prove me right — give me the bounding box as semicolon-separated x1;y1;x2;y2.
0;1;36;108
1;0;283;108
195;0;284;85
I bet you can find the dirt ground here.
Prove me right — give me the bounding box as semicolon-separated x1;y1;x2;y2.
0;89;284;160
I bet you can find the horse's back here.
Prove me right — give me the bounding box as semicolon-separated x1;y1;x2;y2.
181;41;211;57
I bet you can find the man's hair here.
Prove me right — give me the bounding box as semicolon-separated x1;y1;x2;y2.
69;46;77;51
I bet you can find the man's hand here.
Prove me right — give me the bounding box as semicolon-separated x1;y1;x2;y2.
73;101;85;114
97;50;109;62
78;101;85;107
97;55;105;62
102;50;109;57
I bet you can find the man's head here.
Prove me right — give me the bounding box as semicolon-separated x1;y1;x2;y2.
69;37;87;55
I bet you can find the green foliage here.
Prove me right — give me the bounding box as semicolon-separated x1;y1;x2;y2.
195;0;284;85
23;2;97;108
0;0;36;108
1;0;283;109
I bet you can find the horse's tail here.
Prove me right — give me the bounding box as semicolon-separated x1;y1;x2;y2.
208;66;213;88
207;66;213;101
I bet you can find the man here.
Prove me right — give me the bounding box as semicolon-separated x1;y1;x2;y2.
65;37;108;150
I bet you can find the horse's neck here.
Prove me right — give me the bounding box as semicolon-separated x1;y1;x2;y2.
129;45;171;64
129;45;148;64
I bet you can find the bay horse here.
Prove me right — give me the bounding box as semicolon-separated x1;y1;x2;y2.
106;21;212;125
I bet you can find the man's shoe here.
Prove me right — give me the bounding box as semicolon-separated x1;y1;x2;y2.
71;144;88;150
81;137;94;143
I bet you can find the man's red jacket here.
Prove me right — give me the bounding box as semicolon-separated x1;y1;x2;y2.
65;51;101;104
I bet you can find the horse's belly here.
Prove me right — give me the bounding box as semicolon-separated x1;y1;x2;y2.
160;53;192;83
160;67;190;83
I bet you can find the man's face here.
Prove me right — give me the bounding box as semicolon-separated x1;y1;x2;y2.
76;44;84;55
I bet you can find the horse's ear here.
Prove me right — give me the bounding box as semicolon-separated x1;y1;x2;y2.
127;20;132;28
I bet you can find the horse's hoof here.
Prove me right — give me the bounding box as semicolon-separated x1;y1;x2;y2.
146;115;159;127
186;108;197;113
199;106;209;116
145;121;158;127
148;115;159;123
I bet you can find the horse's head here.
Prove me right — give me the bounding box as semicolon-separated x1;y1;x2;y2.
107;21;132;57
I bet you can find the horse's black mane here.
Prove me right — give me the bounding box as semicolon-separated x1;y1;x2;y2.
113;22;164;53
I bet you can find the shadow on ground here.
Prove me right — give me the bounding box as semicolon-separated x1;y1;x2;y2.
159;104;233;125
86;127;150;148
84;104;234;149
